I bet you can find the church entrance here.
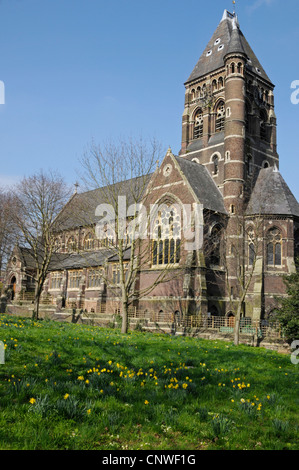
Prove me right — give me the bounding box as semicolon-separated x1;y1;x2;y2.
227;312;235;327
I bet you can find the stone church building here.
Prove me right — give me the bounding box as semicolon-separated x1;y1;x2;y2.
6;10;299;323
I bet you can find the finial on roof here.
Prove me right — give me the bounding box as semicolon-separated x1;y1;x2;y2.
221;8;236;22
273;164;279;173
221;9;228;21
74;182;79;194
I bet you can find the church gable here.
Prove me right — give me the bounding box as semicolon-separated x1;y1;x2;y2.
145;148;226;215
145;148;198;208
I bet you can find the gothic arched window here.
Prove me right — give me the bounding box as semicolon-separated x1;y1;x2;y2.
246;154;253;176
212;154;219;175
193;109;203;139
84;232;95;251
67;235;77;253
248;243;255;266
215;101;225;132
210;224;223;265
152;205;181;266
260;109;268;141
267;228;282;266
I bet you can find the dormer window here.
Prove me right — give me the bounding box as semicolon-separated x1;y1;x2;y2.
206;50;212;57
218;44;224;51
214;38;221;45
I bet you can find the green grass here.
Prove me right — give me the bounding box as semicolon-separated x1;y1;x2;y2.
0;314;298;450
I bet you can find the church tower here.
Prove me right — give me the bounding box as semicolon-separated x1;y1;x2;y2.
180;9;278;208
179;9;284;318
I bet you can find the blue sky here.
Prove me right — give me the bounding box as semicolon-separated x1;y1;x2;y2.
0;0;298;199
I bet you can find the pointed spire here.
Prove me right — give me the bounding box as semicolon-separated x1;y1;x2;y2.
224;17;245;57
185;8;273;85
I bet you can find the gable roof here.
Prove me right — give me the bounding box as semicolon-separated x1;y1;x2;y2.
54;174;153;232
185;10;272;85
246;166;299;217
173;156;228;215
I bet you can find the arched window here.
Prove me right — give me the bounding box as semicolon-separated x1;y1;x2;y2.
84;232;95;250
246;154;253;176
212;154;219;175
215;101;225;132
98;224;115;248
193;109;203;139
210;224;223;265
248;243;255;266
67;235;77;253
54;238;61;252
267;228;282;266
231;62;235;74
260;109;268;141
152;205;181;266
212;79;217;92
218;77;224;89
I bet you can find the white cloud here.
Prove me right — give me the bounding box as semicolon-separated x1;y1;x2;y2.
247;0;276;13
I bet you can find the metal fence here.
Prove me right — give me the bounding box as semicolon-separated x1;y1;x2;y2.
127;309;282;339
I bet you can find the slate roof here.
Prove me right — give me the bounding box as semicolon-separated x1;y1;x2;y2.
49;249;114;271
174;156;227;215
15;245;116;272
246;167;299;217
54;174;152;232
186;10;272;85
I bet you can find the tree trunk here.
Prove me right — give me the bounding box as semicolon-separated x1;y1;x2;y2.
234;317;240;345
233;302;243;345
121;300;129;334
32;282;42;321
32;295;40;320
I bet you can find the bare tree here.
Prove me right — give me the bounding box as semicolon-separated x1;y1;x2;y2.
0;188;19;277
204;199;265;345
79;136;183;333
12;170;72;320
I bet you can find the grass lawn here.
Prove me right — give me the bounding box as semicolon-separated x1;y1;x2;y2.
0;314;298;450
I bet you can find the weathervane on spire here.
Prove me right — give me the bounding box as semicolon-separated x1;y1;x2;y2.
232;0;236;15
